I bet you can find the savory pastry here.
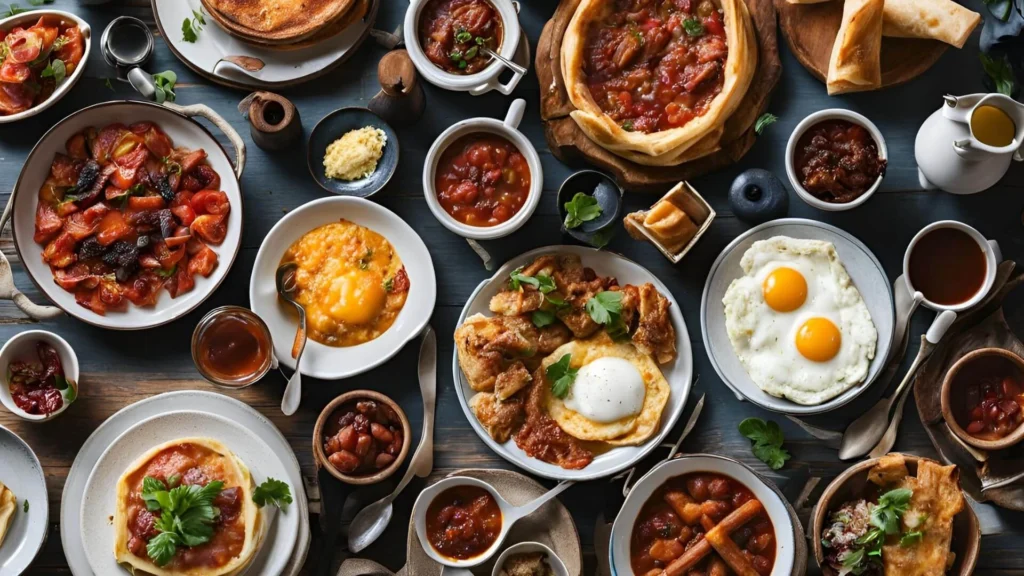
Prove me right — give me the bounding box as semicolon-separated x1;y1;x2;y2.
826;0;884;95
626;198;699;255
280;219;410;349
722;237;877;405
323;126;387;181
560;0;757;166
201;0;356;44
542;333;669;446
881;0;980;48
113;438;263;575
821;454;963;576
455;253;679;470
0;482;15;548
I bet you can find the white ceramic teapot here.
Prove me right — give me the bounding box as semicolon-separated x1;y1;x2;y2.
915;93;1024;194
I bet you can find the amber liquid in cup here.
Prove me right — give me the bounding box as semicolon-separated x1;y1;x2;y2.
907;227;988;306
192;306;273;388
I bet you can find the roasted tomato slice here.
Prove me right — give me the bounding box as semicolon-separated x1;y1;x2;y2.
90;124;128;163
43;231;77;268
127;195;166;211
5;28;42;64
0;61;30;83
96;210;134;246
64;204;110;241
142;125;173;159
187;245;218;278
164;256;195;298
152;239;185;269
190;214;227;245
75;287;105;315
177;149;208;175
190;190;230;216
116;142;149;169
121;271;162;306
34;201;62;244
66;132;88;159
170;204;196;227
49;153;82;187
53;26;84;73
0;81;34;114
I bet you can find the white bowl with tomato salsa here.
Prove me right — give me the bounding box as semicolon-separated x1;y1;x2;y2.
423;98;543;240
0;329;79;422
0;10;90;123
785;109;887;212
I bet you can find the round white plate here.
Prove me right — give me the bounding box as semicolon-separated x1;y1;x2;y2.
453;245;694;481
250;196;436;380
61;391;309;576
152;0;377;88
610;455;796;576
700;219;895;415
80;411;299;575
10;101;243;330
0;426;47;576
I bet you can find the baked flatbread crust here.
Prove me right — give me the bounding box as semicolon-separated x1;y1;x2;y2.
560;0;757;166
826;0;884;95
113;438;264;576
881;0;980;48
202;0;356;44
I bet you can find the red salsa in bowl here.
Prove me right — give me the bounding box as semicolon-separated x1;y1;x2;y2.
793;119;886;204
435;133;531;227
952;353;1024;442
425;484;502;560
419;0;504;75
6;341;76;416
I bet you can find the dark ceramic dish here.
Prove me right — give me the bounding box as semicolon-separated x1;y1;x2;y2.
556;170;623;246
307;107;399;197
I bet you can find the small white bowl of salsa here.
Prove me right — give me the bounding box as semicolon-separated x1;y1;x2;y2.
0;330;79;421
423;98;543;240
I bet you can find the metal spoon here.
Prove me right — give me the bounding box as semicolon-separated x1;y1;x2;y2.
276;262;306;416
480;46;527;76
347;326;437;552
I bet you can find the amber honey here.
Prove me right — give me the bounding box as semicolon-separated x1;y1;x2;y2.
971;105;1016;147
192;306;273;387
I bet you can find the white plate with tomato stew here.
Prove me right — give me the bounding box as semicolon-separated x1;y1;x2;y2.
250;195;436;380
0;425;48;576
0;10;91;123
611;455;797;576
78;409;301;576
5;100;244;330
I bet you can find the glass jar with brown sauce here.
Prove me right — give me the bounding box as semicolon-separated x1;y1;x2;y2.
192;306;274;388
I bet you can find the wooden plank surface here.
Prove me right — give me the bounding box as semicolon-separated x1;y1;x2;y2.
1;0;1024;575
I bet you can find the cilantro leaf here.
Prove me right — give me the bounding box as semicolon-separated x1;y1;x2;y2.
532;310;557;327
589;227;614;249
139;477;224;566
738;418;790;470
546;354;578;399
981;53;1016;97
142;476;168;511
535;274;556;294
182;10;205;43
621;120;635;132
147;531;180;567
754;112;778;135
683;18;704;37
900;531;923;547
4;4;27;16
841;548;864;569
563;192;602;229
22;499;28;513
40;59;65;84
585;290;622;325
152;70;178;104
156;264;177;279
252;478;293;509
508;267;540;290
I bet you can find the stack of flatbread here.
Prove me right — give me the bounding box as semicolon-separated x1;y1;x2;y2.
0;481;15;549
201;0;369;50
788;0;981;94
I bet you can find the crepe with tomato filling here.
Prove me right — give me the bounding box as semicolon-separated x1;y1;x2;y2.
113;438;263;576
0;481;15;548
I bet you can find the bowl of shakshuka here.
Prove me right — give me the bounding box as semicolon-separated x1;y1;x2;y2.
423;98;543;240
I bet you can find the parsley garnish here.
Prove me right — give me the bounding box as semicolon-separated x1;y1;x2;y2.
40;59;66;84
563;192;602;229
22;499;28;513
981;53;1016;97
140;476;225;566
182;10;206;43
448;28;489;69
252;478;292;509
546;354;578;399
508;268;556;293
3;4;27;16
585;290;622;325
156;265;177;279
383;277;394;292
682;18;704;37
621;120;635;132
532;310;557;327
359;249;374;270
754;112;778;135
738;417;790;470
900;531;923;547
152;70;177;104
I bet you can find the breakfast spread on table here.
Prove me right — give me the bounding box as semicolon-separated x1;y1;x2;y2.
2;0;1024;574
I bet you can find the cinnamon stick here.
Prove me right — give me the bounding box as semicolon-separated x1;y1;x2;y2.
659;499;764;576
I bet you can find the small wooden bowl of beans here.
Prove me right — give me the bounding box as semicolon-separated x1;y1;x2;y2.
313;390;412;485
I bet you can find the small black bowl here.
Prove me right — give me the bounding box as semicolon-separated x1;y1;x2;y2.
557;170;623;247
307;107;399;197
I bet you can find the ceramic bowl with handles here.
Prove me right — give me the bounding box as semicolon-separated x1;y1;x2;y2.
423;98;543;239
403;0;524;95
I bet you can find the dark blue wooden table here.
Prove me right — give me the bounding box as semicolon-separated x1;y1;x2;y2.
2;0;1024;574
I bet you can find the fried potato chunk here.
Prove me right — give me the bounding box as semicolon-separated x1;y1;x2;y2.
469;392;524;443
494;361;532;401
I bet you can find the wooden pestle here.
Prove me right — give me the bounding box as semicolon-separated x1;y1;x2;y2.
368;50;425;127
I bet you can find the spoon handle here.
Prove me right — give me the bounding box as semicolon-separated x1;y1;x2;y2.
484;48;527;75
414;326;437;478
507;480;574;523
281;307;306;416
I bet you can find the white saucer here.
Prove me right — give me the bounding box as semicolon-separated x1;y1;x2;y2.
61;391;309;576
0;426;47;576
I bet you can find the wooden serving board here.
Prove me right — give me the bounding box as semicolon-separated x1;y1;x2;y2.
774;0;947;89
536;0;781;192
913;261;1024;512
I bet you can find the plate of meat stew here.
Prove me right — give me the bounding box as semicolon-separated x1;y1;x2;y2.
611;455;797;576
7;101;244;329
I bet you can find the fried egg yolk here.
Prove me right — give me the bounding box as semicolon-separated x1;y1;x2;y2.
327;271;386;325
796;317;842;362
763;267;808;312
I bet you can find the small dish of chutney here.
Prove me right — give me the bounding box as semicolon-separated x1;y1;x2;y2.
786;109;887;212
192;306;274;388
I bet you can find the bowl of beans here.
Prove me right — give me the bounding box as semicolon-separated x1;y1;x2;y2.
942;347;1024;451
313;390;412;484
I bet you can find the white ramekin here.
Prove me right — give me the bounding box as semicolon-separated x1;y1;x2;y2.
785;108;887;212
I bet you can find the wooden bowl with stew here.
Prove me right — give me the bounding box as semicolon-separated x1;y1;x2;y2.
313;390;412;485
942;348;1024;451
785;109;887;212
812;454;979;576
610;454;798;576
423;98;543;239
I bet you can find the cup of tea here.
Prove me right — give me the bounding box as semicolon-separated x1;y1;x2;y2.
903;220;1001;314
